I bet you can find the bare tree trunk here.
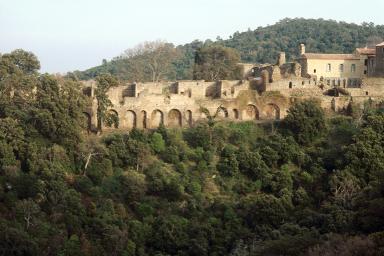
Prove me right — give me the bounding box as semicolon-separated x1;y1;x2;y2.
83;153;101;176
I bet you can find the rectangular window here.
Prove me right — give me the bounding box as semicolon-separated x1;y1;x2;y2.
351;64;356;73
326;63;331;72
339;64;344;72
364;59;368;66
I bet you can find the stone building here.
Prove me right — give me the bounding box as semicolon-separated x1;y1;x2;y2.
82;43;384;131
375;42;384;76
83;79;287;131
298;42;384;87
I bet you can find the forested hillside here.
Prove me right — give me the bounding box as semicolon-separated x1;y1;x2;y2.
74;18;384;81
2;49;384;255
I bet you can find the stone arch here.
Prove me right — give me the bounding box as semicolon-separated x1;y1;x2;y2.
105;109;119;128
123;110;136;129
233;109;239;119
264;103;280;120
141;110;147;129
151;109;164;128
243;104;259;120
217;106;228;118
186;110;192;127
168;109;182;127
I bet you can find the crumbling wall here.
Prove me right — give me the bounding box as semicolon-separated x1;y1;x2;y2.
82;72;384;131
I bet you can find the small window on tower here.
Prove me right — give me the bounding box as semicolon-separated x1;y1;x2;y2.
314;69;317;73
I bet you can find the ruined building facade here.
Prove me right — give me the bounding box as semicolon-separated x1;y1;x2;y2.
82;43;384;131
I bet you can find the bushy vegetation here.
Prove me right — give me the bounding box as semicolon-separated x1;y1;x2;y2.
2;49;384;255
73;18;384;81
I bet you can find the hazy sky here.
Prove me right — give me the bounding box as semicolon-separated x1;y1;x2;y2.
1;0;383;73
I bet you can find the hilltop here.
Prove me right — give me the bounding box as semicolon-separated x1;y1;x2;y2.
73;18;384;81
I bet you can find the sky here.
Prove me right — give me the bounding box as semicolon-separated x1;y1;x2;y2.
1;0;384;73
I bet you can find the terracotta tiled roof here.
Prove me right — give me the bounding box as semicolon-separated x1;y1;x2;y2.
356;48;376;55
377;42;384;47
302;53;360;60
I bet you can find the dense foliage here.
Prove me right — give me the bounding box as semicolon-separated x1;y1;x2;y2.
193;45;242;81
73;18;384;81
2;50;384;255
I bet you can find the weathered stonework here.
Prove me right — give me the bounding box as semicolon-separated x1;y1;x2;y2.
82;43;384;131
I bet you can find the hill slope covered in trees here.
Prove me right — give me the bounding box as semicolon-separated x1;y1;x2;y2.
2;49;384;255
74;18;384;81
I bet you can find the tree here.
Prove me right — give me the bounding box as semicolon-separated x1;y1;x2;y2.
79;136;106;176
283;100;326;145
95;73;118;132
122;40;180;82
0;49;40;74
150;132;165;153
15;199;41;230
193;45;242;81
0;49;39;106
199;105;225;145
217;145;239;176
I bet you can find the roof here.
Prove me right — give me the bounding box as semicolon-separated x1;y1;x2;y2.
377;42;384;47
302;53;360;60
356;47;376;55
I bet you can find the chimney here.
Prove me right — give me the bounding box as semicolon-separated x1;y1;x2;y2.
277;52;286;66
299;44;306;55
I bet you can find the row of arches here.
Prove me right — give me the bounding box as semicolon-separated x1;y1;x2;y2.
100;104;280;130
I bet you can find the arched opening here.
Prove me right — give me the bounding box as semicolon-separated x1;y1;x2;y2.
289;82;292;88
104;109;119;128
186;110;192;127
233;109;239;119
264;103;280;120
124;110;136;129
243;104;259;120
168;109;182;127
141;110;147;129
151;109;164;128
217;106;228;118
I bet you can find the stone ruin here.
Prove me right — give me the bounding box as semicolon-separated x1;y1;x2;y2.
82;51;384;131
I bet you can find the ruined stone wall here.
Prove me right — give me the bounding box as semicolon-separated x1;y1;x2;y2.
83;79;292;131
82;77;384;132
